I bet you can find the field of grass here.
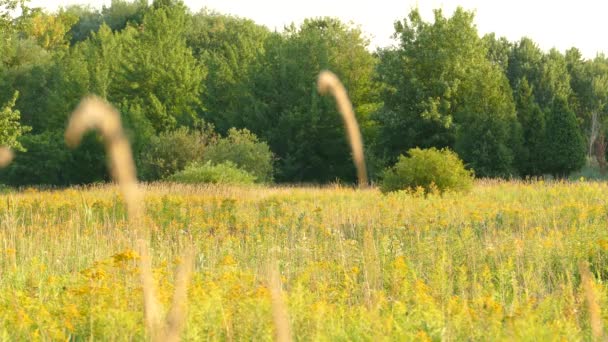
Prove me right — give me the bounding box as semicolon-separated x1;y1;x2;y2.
1;181;608;340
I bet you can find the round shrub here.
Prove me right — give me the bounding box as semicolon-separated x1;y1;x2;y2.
138;126;215;181
204;128;274;183
166;161;256;185
380;147;473;194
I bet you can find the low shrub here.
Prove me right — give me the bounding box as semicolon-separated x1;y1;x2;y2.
139;126;216;181
166;161;256;185
204;128;273;183
380;147;473;194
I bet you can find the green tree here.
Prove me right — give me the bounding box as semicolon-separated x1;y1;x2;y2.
0;36;53;131
64;5;102;44
482;33;511;73
0;0;26;32
0;91;30;150
454;61;520;177
377;8;520;177
565;50;608;159
101;0;147;32
513;78;546;176
0;130;106;185
543;98;585;177
187;10;269;134
507;39;576;176
507;38;543;97
249;18;379;182
536;49;572;110
22;9;77;51
117;3;205;132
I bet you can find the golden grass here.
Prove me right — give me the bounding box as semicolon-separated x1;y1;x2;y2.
318;70;368;188
2;181;608;339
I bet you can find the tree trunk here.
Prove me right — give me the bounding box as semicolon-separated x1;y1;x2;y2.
589;111;600;158
594;133;607;175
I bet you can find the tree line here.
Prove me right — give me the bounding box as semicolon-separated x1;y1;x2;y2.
0;0;606;186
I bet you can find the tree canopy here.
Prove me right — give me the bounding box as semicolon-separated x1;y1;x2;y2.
0;2;604;185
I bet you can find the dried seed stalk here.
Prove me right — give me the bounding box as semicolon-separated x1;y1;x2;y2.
138;240;164;340
65;96;142;222
66;96;192;342
164;247;194;342
0;147;13;168
579;261;603;340
318;70;368;188
269;262;292;342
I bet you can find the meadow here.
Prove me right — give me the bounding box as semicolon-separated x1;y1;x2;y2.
1;180;608;340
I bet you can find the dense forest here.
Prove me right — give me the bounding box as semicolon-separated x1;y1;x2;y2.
0;0;606;185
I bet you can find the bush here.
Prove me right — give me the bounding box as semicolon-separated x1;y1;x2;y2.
204;128;274;183
0;131;107;186
139;126;215;181
380;147;473;194
166;161;256;185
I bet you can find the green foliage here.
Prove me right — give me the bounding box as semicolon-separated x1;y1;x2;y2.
204;128;273;183
543;98;586;178
454;60;520;177
139;126;214;181
0;130;106;186
167;161;256;185
117;2;205;132
22;9;78;51
64;5;103;44
101;0;147;32
249;17;379;183
482;33;511;73
187;11;269;134
377;8;520;178
1;1;607;185
513;78;547;176
380;147;473;194
0;91;30;151
0;0;26;32
0;35;54;132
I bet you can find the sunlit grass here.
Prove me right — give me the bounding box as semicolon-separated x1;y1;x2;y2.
1;180;608;340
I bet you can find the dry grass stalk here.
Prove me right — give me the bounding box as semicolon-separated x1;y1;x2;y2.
164;247;194;342
0;147;13;168
65;96;142;222
66;96;192;341
317;70;368;188
138;240;164;340
269;262;292;342
362;227;380;308
0;148;13;168
579;261;604;340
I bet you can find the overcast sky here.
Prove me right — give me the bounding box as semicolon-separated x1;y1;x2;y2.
28;0;608;59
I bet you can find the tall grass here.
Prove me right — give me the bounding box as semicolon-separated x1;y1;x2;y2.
1;181;608;339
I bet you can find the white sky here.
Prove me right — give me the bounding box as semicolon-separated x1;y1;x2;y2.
29;0;608;59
